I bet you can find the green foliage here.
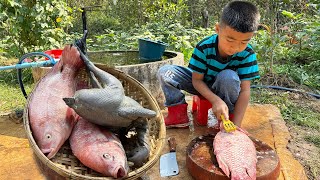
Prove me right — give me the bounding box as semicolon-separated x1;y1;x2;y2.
273;63;320;91
0;57;33;112
305;136;320;148
69;10;121;35
0;57;33;84
282;104;320;129
278;4;320;63
250;89;320;129
251;30;292;70
250;2;320;91
67;0;191;35
0;0;74;57
143;0;190;26
0;81;32;112
87;22;213;63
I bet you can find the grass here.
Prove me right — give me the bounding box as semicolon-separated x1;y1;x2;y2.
0;83;31;112
251;88;320;129
0;58;35;113
305;136;320;149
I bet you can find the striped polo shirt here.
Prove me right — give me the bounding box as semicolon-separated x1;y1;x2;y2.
188;34;259;82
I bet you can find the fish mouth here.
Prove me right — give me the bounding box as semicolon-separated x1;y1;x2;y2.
63;97;75;107
112;165;127;178
41;148;55;159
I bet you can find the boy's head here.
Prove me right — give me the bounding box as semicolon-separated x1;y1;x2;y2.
220;1;260;33
215;1;260;57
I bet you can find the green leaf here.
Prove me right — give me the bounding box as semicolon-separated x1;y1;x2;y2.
8;0;20;7
282;10;296;19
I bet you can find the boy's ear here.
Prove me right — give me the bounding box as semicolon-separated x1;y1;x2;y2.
215;23;220;34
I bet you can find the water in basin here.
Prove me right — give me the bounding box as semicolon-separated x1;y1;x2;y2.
88;51;168;66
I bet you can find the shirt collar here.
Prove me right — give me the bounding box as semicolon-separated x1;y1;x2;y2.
215;35;232;63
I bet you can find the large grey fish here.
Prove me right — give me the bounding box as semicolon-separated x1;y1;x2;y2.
69;117;129;178
63;51;156;128
28;45;84;159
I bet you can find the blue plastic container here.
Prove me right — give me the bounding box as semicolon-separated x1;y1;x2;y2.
138;38;167;62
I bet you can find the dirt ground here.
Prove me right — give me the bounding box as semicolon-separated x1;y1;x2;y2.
283;93;320;179
286;124;320;179
258;74;320;179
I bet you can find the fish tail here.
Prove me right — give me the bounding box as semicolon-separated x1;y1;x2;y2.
231;170;253;180
61;45;84;70
216;155;230;178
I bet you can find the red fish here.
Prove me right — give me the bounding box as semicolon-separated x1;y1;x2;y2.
213;126;257;180
69;117;129;178
28;45;84;159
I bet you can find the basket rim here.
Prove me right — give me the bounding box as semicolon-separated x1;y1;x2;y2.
24;66;166;179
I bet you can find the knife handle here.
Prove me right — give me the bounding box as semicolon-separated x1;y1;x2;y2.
168;137;176;152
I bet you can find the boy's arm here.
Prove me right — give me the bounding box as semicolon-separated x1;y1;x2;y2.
192;72;229;120
232;80;251;127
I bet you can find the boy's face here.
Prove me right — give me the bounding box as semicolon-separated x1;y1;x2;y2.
215;24;254;57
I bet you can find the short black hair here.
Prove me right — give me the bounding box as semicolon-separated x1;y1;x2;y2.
220;1;260;33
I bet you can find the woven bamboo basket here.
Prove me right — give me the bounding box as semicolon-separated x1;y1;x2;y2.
23;64;166;179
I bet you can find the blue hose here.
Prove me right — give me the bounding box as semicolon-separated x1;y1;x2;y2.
251;85;320;99
17;52;56;99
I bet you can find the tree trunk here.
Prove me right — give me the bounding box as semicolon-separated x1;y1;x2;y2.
202;8;209;28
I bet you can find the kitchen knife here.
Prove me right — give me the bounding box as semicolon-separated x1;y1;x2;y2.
159;137;179;177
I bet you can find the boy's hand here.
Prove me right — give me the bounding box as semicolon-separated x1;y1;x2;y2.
211;98;229;121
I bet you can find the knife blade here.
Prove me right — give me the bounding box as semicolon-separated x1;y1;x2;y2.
159;137;179;177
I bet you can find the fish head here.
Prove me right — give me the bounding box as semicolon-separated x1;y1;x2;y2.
63;90;91;111
37;127;64;159
99;144;129;178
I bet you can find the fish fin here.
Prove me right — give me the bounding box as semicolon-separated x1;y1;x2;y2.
216;155;230;177
231;169;254;180
66;107;78;126
89;71;103;88
246;165;257;179
237;127;250;136
118;107;156;120
61;45;84;69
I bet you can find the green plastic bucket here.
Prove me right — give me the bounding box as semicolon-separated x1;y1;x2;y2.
138;38;167;62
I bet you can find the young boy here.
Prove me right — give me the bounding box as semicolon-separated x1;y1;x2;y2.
157;1;260;128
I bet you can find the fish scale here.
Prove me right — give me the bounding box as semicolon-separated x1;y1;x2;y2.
69;117;129;178
213;128;257;180
28;45;84;159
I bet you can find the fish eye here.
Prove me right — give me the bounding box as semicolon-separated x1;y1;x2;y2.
103;153;111;159
46;134;51;139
